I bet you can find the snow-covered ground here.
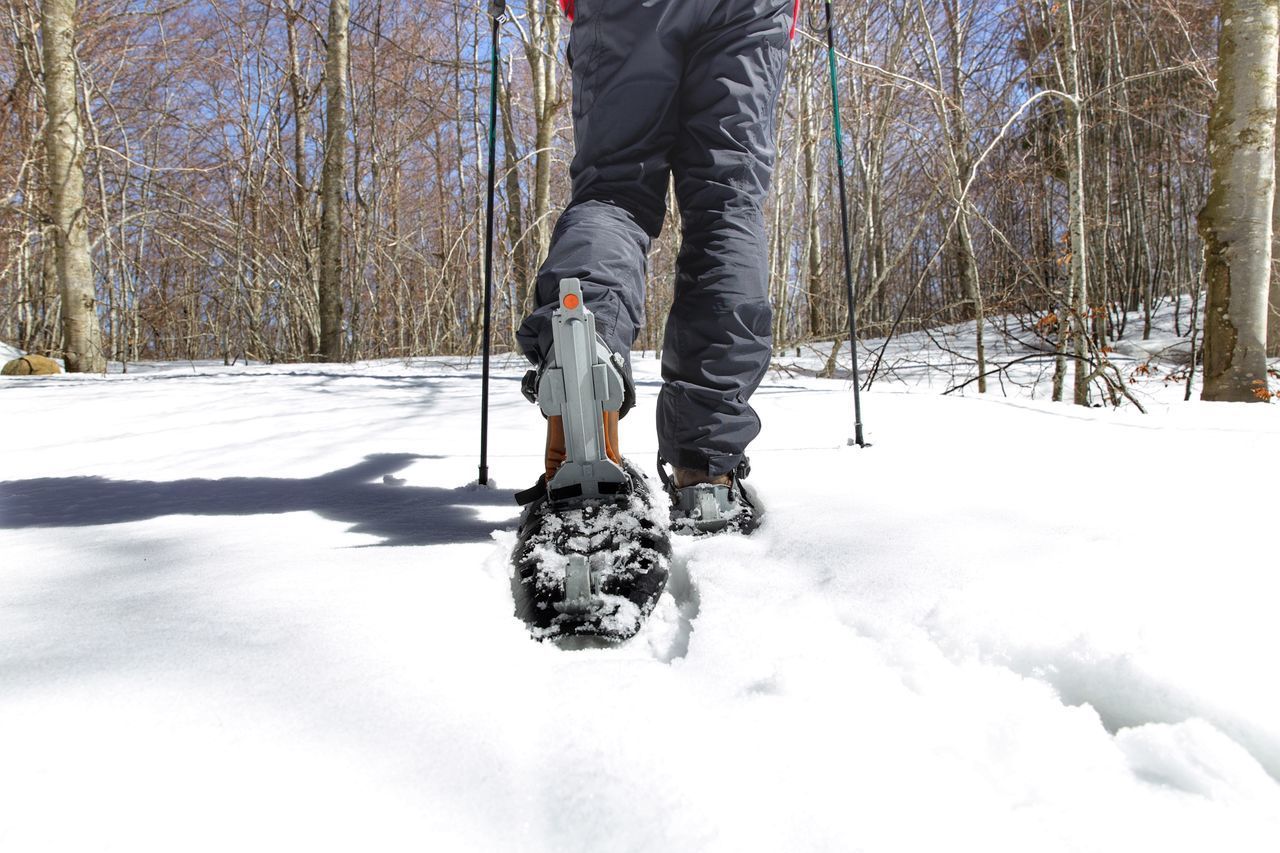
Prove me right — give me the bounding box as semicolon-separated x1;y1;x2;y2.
2;316;1278;851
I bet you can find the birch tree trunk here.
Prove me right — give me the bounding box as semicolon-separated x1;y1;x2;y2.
1270;53;1280;357
1200;0;1277;401
799;46;824;339
942;0;985;391
317;0;350;361
41;0;103;372
1059;0;1090;406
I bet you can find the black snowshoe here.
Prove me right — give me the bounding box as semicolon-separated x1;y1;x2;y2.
510;277;672;642
511;460;670;641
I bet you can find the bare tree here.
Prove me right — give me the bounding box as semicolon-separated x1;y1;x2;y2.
318;0;350;360
1199;0;1277;402
1048;0;1090;405
912;0;987;390
1271;53;1280;357
41;0;103;372
285;0;318;354
503;0;565;317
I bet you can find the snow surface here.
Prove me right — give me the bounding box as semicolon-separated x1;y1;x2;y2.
2;322;1278;851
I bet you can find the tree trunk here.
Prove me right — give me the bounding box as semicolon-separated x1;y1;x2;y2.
942;2;985;392
1059;0;1091;406
1270;47;1280;358
36;220;61;353
286;0;317;357
501;77;532;318
525;0;563;269
317;0;350;361
800;49;824;340
955;211;985;392
41;0;103;373
1200;0;1277;401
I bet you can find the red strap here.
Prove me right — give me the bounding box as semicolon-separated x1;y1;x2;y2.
560;0;574;20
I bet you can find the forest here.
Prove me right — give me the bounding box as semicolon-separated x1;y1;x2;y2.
2;0;1277;403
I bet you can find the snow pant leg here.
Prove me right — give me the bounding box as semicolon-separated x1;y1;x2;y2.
656;0;794;477
515;201;653;368
514;0;690;368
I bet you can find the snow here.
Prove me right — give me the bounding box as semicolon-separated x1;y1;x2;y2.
0;340;22;362
1;320;1278;851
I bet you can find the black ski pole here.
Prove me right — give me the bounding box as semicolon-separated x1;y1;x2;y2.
479;0;505;486
824;0;867;448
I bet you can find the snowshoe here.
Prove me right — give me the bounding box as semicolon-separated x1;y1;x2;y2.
510;277;671;642
511;460;670;641
657;454;762;536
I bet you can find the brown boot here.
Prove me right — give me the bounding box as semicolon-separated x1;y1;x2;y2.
672;466;732;488
545;411;623;482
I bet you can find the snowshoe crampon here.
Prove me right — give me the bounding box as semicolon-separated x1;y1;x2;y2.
657;454;763;536
512;461;671;642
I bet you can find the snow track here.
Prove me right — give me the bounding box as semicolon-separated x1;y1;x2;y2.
1;343;1278;851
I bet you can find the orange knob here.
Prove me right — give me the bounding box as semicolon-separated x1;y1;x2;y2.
563;293;580;309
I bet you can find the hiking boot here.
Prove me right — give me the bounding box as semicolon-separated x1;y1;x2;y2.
543;411;622;483
656;455;762;535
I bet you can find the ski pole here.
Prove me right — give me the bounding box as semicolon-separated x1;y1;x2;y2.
479;0;505;485
824;0;867;448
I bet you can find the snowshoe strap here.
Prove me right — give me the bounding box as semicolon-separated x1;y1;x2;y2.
616;350;636;418
655;454;752;495
514;475;548;506
549;483;582;502
521;368;540;407
524;346;635;418
655;453;674;492
548;479;626;503
514;473;629;507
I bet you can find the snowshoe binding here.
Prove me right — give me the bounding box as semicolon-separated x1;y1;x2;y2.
510;279;672;642
657;455;762;536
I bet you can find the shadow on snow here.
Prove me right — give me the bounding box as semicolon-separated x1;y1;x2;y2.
0;453;518;547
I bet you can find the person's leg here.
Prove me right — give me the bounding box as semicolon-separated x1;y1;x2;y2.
515;0;693;368
658;0;794;477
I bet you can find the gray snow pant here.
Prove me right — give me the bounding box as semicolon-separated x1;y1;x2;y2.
514;0;794;477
